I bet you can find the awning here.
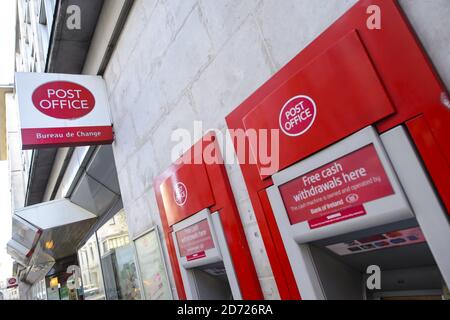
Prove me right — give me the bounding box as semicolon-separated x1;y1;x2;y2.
7;199;97;284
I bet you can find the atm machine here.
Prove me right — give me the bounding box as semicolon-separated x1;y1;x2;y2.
267;126;450;300
172;209;242;300
155;132;263;300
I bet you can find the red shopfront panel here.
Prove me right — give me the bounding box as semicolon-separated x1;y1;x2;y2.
226;0;450;299
160;163;215;227
406;116;450;212
243;31;394;177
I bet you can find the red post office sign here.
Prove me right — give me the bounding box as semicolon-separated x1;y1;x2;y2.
15;72;113;149
173;182;188;207
175;219;215;260
279;144;394;227
279;95;317;136
242;32;394;178
32;81;96;119
160;163;215;226
7;277;18;289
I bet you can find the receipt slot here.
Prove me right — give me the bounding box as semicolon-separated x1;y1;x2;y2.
172;209;240;300
266;127;450;299
154;133;263;300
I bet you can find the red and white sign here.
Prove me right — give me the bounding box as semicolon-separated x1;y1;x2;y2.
32;81;96;119
6;277;18;289
173;182;188;207
279;144;394;227
326;227;426;256
175;219;214;260
279;95;317;136
15;72;113;150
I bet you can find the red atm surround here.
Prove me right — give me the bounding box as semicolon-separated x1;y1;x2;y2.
226;0;449;299
153;133;264;300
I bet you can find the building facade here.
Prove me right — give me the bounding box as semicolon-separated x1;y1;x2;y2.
5;0;450;300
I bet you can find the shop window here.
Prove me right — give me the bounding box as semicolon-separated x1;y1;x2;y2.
96;210;141;300
134;228;172;300
89;245;94;261
78;234;106;300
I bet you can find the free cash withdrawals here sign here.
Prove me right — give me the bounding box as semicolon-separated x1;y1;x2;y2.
15;72;113;150
175;219;215;261
279;144;395;229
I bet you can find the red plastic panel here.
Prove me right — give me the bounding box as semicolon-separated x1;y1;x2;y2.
21;126;114;150
243;31;394;177
406;116;450;214
160;163;215;226
156;193;187;300
257;190;301;300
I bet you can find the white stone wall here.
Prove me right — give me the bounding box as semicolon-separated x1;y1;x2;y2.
6;93;27;211
103;0;450;300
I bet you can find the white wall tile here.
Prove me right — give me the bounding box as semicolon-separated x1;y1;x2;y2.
255;0;357;69
151;93;199;171
199;0;260;52
191;17;273;130
243;222;274;279
259;276;281;300
158;7;214;106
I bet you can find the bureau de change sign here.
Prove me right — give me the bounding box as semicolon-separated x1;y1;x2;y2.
15;72;114;149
